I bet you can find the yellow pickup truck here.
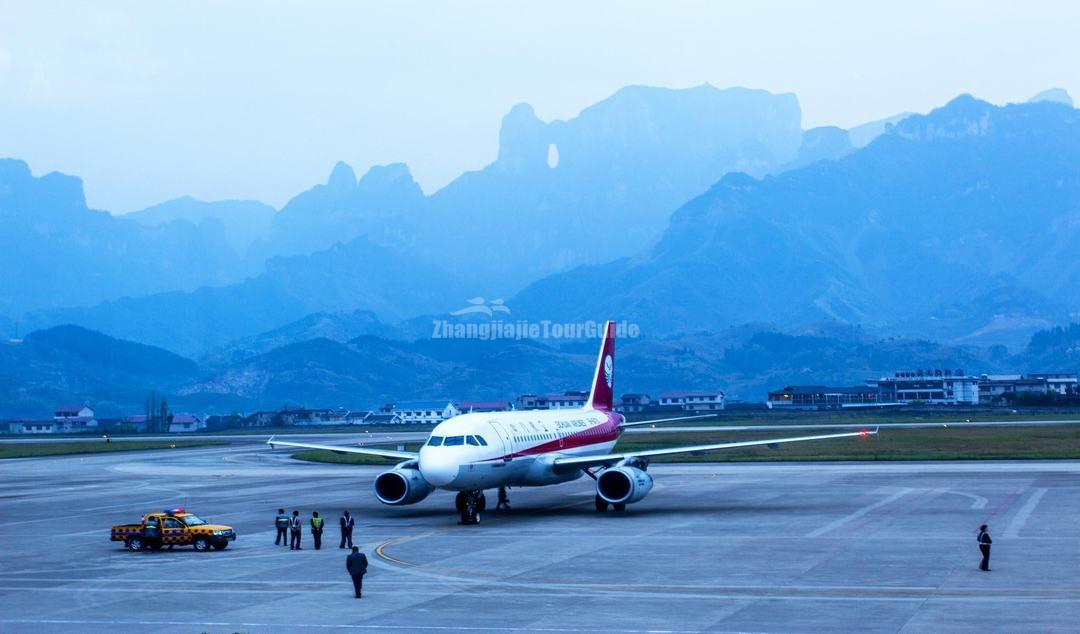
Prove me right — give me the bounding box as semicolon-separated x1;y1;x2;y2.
111;508;236;552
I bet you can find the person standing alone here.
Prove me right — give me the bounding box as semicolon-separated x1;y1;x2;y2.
977;524;992;571
346;546;368;598
274;508;289;546
310;511;324;550
290;510;303;550
339;510;355;549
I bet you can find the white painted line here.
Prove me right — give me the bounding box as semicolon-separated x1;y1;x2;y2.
944;489;988;510
1004;487;1047;538
805;488;912;538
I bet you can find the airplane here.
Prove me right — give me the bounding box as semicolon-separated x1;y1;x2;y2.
267;320;876;516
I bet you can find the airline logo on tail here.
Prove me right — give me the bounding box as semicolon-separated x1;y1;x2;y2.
588;321;616;411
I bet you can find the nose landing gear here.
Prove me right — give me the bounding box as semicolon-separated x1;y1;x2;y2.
455;490;486;525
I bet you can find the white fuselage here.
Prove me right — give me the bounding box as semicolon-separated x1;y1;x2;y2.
417;408;623;491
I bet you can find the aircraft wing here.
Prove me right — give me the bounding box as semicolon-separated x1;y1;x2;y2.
552;428;877;471
619;414;715;427
266;436;418;460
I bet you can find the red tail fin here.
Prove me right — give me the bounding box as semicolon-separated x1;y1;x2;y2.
586;321;615;411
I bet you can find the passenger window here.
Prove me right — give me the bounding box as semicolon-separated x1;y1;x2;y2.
164;518;183;528
427;436;444;446
444;436;465;446
466;436;480;446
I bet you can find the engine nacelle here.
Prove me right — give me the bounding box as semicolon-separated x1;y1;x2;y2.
596;465;653;505
374;467;434;506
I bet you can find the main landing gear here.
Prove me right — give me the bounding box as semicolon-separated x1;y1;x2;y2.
455;490;486;525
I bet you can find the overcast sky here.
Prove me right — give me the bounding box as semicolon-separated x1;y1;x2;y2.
1;1;1077;211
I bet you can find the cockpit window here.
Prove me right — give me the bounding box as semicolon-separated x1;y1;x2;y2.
475;435;488;446
444;436;465;446
427;436;444;447
466;435;480;446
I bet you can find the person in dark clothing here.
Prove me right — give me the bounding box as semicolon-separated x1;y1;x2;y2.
289;510;303;550
346;546;368;598
339;510;355;549
274;508;289;546
496;486;510;510
977;524;992;571
310;511;324;550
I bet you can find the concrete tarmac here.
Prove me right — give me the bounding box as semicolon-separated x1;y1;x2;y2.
1;444;1078;632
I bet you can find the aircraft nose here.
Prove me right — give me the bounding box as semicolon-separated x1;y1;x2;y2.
419;450;457;487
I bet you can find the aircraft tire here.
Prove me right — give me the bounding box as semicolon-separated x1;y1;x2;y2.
595;495;609;512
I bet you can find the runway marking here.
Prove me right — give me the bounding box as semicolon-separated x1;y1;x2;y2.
1004;487;1047;538
805;488;912;538
939;489;988;509
375;536;420;567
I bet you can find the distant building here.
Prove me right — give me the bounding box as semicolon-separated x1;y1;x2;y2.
516;394;540;410
363;412;405;425
532;391;588;410
386;401;460;424
979;372;1078;403
246;407;350;427
10;420;63;434
657;390;726;412
871;371;979;405
55;405;95;420
454;400;512;413
168;413;206;433
617;393;652;413
767;386;884;410
1026;372;1078;395
51;405;98;432
769;370;1079;408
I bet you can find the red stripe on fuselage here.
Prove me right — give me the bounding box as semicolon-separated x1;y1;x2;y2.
481;410;622;461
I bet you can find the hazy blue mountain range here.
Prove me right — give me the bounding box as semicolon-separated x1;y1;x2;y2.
266;84;813;292
9;319;1078;419
268;161;425;258
0;160;250;314
124;195;276;255
29;237;466;357
21;84;853;353
511;95;1080;349
410;85;806;290
0;325;199;418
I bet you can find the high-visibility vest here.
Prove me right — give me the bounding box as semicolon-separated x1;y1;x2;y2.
311;517;324;530
276;514;290;528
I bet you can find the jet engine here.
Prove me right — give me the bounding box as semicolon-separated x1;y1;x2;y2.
374;467;434;506
596;465;653;505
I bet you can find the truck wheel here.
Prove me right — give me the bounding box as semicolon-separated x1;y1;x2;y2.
127;536;145;552
595;495;609;512
193;537;210;552
212;542;228;551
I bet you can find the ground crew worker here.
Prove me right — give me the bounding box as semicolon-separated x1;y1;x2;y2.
346;546;368;599
310;511;324;550
339;510;355;549
496;486;510;510
977;524;992;571
290;510;303;550
274;508;289;546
